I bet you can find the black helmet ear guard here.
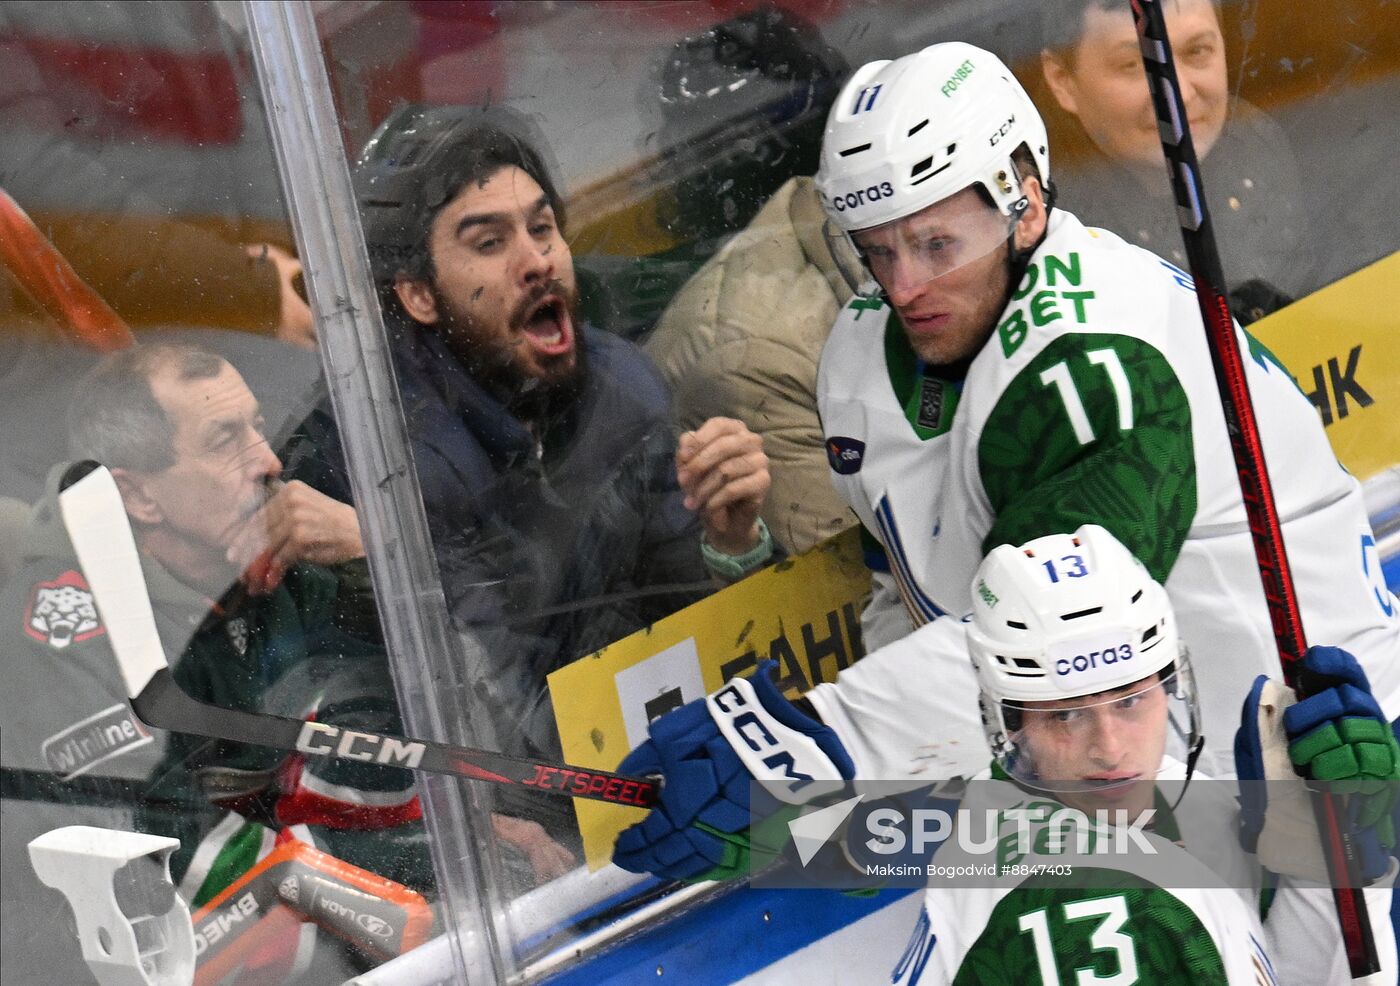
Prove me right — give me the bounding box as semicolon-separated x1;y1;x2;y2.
1161;659;1180;697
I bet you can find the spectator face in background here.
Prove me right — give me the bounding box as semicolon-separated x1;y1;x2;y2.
393;165;582;397
80;348;283;593
1041;0;1228;170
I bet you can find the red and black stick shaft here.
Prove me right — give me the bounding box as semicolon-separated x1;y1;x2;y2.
133;668;658;810
1128;0;1376;974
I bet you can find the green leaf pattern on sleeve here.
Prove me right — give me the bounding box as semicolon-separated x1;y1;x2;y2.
977;334;1196;583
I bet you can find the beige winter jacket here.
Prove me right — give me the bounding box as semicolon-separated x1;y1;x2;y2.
646;177;858;554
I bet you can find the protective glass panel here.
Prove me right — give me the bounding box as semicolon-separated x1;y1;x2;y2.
0;3;439;983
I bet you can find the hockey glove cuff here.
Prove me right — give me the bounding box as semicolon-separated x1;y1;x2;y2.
612;661;853;882
1236;646;1400;883
1236;674;1330;882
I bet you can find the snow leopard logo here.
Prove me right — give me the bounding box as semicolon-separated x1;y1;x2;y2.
24;570;105;650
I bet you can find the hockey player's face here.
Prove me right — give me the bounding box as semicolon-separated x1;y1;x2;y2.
1042;0;1227;170
134;362;283;586
396;165;581;395
1017;674;1169;818
852;188;1016;366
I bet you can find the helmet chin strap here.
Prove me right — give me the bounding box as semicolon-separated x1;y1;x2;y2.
1168;734;1207;813
1164;711;1209;812
1167;644;1205;813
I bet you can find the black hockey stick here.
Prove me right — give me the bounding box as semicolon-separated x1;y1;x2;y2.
1128;0;1377;975
56;461;658;810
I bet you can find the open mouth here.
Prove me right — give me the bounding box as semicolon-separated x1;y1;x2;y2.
519;295;574;358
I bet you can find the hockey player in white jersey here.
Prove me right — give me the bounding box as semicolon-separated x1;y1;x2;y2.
804;40;1399;782
612;42;1398;890
892;526;1396;985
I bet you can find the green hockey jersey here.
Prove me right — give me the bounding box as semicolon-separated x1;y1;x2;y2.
891;764;1393;985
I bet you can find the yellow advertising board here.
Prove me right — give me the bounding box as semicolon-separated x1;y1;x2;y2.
1252;252;1400;481
548;526;872;868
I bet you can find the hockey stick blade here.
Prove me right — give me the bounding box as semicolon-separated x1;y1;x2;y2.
1129;1;1376;975
57;462;658;809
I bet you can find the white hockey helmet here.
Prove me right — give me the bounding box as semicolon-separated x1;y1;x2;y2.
814;42;1050;235
968;525;1199;792
970;525;1177;703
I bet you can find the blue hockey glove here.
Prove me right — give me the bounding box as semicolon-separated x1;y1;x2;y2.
612;661;854;882
1236;646;1400;882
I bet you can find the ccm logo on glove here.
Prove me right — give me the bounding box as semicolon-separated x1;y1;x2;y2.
707;676;848;803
